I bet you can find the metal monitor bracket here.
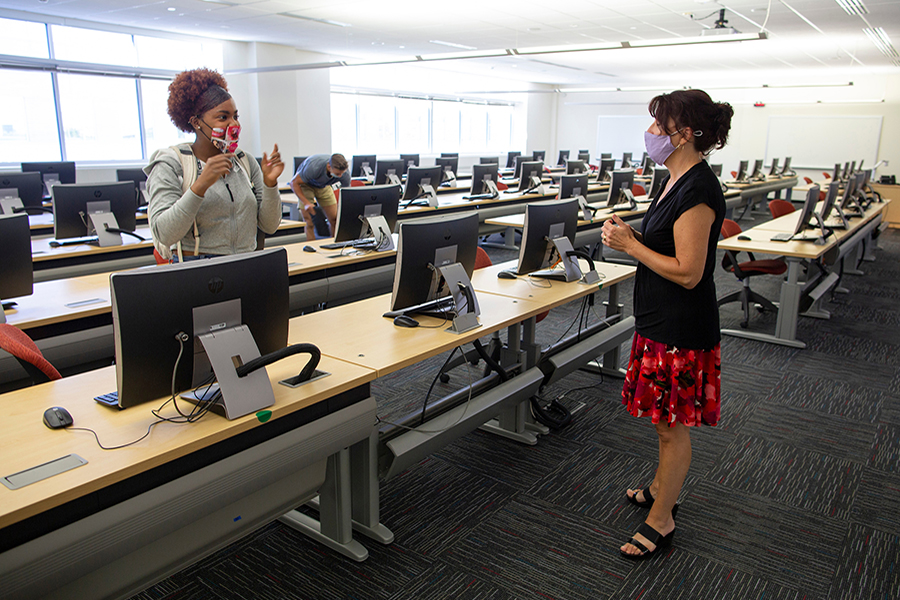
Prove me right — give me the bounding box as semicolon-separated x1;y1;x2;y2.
386;173;401;186
436;262;481;334
85;201;123;247
483;179;499;197
419;183;439;207
362;214;394;251
0;195;23;215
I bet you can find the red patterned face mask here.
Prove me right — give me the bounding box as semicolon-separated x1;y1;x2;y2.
210;124;240;153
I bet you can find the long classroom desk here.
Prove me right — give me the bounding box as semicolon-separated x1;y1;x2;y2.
717;198;890;347
0;353;378;600
724;175;799;220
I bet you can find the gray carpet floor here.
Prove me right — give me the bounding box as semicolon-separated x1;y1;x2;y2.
131;223;900;600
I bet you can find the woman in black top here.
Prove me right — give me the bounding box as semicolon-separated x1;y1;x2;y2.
601;89;733;559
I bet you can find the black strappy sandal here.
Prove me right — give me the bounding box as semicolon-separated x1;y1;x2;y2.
620;522;675;560
626;486;654;509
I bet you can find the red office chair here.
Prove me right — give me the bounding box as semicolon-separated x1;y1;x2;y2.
496;181;509;191
439;247;548;383
731;170;738;179
717;219;788;329
823;172;831;179
350;180;366;187
633;183;646;196
768;199;795;219
0;324;62;386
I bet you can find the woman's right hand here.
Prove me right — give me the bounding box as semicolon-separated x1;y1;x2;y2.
191;153;234;197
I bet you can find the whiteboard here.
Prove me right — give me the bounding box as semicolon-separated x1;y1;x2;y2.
765;116;882;170
597;116;648;163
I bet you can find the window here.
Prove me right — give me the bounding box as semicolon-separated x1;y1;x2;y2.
431;101;460;154
141;79;192;154
51;25;137;66
459;104;487;153
395;98;429;153
0;70;60;163
487;106;513;152
330;94;357;154
357;95;396;154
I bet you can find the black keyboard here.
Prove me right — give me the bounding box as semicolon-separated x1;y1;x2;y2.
320;237;375;250
49;236;99;247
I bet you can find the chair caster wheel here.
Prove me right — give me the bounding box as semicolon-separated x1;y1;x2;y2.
439;373;450;384
740;320;749;329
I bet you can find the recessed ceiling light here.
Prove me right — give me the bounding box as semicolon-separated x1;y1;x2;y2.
835;0;868;16
167;6;176;11
429;40;477;50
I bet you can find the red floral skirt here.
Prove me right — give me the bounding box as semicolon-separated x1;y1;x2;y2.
621;333;721;427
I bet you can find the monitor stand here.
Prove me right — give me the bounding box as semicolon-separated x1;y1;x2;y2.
86;200;123;247
531;237;585;283
361;215;394;252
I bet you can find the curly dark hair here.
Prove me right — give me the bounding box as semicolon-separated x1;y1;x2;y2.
648;89;734;155
167;68;230;133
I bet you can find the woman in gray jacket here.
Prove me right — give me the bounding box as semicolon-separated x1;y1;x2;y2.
145;68;283;260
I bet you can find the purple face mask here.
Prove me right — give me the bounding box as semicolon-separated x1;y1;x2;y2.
644;130;679;165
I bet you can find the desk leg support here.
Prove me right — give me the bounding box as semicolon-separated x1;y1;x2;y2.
349;430;394;545
481;226;520;250
480;320;540;444
583;284;628;378
280;449;369;562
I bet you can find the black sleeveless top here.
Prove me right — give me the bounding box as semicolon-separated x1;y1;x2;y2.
633;161;725;350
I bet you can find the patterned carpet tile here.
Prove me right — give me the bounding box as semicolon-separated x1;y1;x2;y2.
827;523;900;600
824;298;900;327
794;329;899;367
677;480;847;598
551;380;626;444
720;336;802;372
614;548;811;600
850;469;900;536
787;351;896;392
386;562;515;600
868;423;900;474
130;580;229;600
707;434;863;519
767;372;884;423
720;362;785;398
717;390;764;434
740;403;877;463
880;393;900;425
440;496;632;600
379;457;515;557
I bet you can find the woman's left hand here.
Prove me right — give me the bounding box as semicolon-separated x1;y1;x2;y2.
600;213;636;253
261;143;284;187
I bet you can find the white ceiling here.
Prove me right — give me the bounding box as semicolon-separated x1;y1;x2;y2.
2;0;899;88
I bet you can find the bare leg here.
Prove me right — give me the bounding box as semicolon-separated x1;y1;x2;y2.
300;203;317;241
321;203;338;237
621;421;691;556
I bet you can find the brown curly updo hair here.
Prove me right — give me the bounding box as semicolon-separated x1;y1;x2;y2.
167;68;231;133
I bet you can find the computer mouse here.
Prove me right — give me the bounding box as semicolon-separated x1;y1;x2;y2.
43;406;73;429
497;270;518;280
302;245;316;253
393;314;419;328
737;235;751;241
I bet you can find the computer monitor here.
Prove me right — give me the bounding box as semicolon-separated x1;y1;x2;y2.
506;152;521;169
401;165;443;203
648;167;668;200
777;185;823;241
333;183;401;243
735;160;749;182
781;157;792;175
512;155;528;180
480;156;499;165
831;163;841;181
374;159;404;185
818;181;841;222
517;161;544;193
469;163;499;196
768;158;780;176
709;163;723;177
600;153;612;160
838;173;859;213
597;158;616;182
400;154;419;174
640;155;655;174
557;150;570;166
435;156;459;181
0;213;32;322
750;159;764;180
389;212;478;314
293;156;309;175
51;181;138;242
849;160;857;175
841;162;851;181
621;152;633;169
577;151;590;162
21;161;76;196
440;153;458;158
515;198;578;276
565;159;587;175
109;248;289;410
351;154;377;178
0;172;44;213
558;173;589;200
116;168;149;207
606;169;635;207
532;151;546;162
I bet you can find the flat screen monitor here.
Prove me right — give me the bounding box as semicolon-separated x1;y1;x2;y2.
0;172;44;211
470;163;499;195
838;174;859;212
506;151;521;169
750;159;764;179
819;181;841;222
518;161;544;193
532;150;546;162
781;157;792;175
515;198;578;276
0;213;32;315
709;163;723;177
400;154;419;174
577;151;590;162
597;158;616;182
640;155;655;174
351;154;377;178
480;156;499;165
787;185;822;237
110;248;289;409
558;173;589;200
621;152;633;169
435;156;459;179
768;158;780;176
21;161;76;195
600;153;612;159
334;183;401;243
607;169;635;206
557;150;569;166
440;153;458;158
512;155;528;180
401;165;442;202
566;159;587;175
116;167;149;206
736;160;749;182
841;162;851;181
648;167;668;200
293;156;309;175
52;181;137;241
849;160;857;174
374;159;404;185
831;163;841;181
389;212;478;314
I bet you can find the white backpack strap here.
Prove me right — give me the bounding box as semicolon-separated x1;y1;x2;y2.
172;144;200;259
233;149;255;190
